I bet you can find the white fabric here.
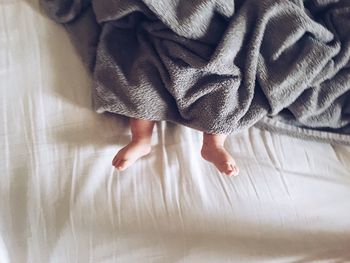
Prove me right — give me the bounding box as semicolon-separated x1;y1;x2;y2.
1;1;350;262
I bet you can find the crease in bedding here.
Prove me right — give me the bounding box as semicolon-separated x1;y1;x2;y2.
40;0;350;144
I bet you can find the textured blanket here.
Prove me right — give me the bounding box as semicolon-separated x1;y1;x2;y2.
40;0;350;144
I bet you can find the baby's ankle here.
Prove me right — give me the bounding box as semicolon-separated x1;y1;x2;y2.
202;140;224;148
202;133;227;147
131;137;152;145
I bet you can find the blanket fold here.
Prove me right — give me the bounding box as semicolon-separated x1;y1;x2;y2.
41;0;350;143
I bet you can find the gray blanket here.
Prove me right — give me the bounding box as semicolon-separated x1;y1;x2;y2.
40;0;350;144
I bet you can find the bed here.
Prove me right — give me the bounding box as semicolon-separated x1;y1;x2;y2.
1;1;350;262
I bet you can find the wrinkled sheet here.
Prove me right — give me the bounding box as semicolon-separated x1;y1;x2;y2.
1;1;350;262
40;0;350;142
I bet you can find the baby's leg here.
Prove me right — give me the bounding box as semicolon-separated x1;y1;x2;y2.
201;133;239;177
112;118;155;171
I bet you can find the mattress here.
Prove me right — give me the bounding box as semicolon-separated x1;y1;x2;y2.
1;1;350;262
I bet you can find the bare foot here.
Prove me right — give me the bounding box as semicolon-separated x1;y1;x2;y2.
201;145;239;177
112;140;151;171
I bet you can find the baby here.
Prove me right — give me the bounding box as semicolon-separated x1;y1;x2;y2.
40;1;240;177
112;118;239;177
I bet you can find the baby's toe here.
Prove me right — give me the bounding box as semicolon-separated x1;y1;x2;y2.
113;157;123;167
116;159;131;171
221;162;240;177
218;162;232;175
112;152;123;166
231;165;239;176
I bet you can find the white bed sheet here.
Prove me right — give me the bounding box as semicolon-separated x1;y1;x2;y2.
1;1;350;262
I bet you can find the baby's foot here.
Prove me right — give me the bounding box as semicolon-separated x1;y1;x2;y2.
112;140;151;171
201;145;239;176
